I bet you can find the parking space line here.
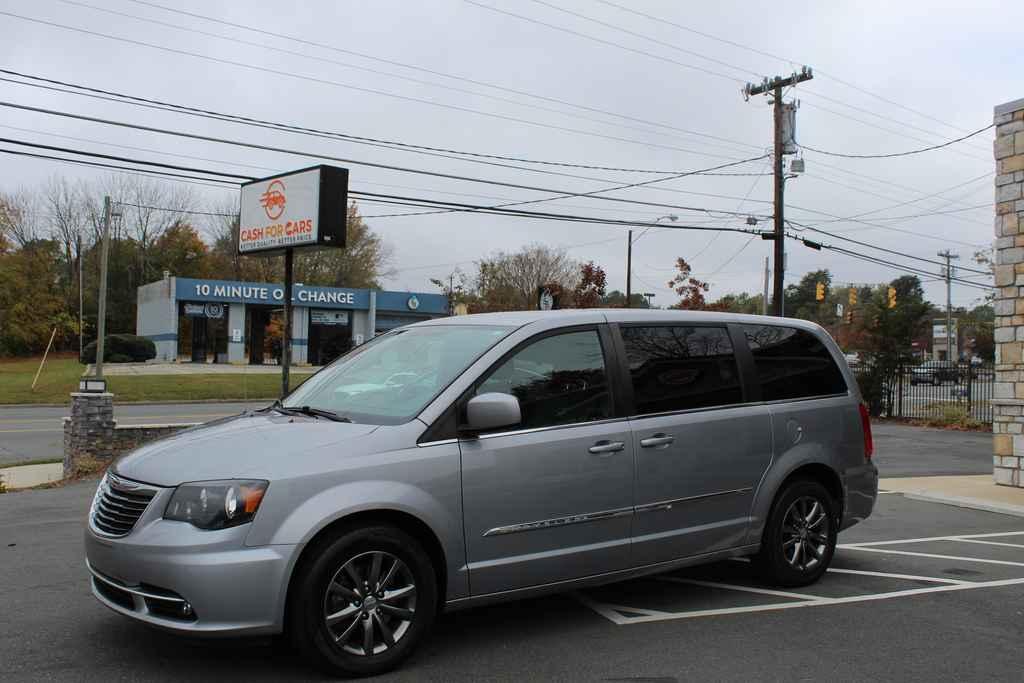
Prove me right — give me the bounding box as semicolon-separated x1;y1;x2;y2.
577;577;1024;625
836;545;1024;567
841;530;1024;548
825;567;969;585
656;576;826;601
953;538;1024;550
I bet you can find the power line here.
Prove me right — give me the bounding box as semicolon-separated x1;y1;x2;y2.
0;10;757;163
789;233;994;290
488;0;991;161
0;136;254;181
123;0;762;154
0;147;240;188
592;0;988;144
0;99;773;219
59;0;759;160
785;219;989;275
0;69;770;177
799;124;994;158
4;69;981;231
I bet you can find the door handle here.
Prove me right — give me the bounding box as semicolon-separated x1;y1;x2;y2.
640;434;675;449
588;440;625;455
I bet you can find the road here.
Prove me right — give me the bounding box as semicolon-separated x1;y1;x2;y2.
3;482;1023;681
0;402;995;474
0;402;270;465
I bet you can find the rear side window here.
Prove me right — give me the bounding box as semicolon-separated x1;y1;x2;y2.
740;325;847;401
621;326;742;414
476;330;612;429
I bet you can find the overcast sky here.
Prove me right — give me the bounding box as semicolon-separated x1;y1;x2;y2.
1;0;1017;308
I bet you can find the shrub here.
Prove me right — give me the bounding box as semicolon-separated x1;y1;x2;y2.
919;404;987;431
82;334;156;363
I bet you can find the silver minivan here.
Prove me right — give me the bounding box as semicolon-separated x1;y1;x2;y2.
85;310;877;677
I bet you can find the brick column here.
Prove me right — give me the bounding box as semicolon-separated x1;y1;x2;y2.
63;392;115;478
992;98;1024;487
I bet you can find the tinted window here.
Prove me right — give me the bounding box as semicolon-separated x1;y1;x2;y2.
741;325;847;401
621;326;742;414
477;330;612;429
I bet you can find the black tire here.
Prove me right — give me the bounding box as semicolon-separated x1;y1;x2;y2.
288;525;437;678
754;479;838;587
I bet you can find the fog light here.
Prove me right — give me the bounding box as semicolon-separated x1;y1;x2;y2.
181;601;193;617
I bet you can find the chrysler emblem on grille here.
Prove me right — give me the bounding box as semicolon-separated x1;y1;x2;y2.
107;474;142;492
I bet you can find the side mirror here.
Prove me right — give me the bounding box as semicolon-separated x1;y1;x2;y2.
462;392;522;434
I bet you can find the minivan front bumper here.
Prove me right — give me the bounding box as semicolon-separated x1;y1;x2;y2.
84;521;295;636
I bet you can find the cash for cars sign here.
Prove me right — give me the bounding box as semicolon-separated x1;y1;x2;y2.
238;165;349;254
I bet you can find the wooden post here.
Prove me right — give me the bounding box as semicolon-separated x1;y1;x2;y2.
32;327;58;390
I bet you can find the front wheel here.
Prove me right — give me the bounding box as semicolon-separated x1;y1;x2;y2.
289;525;437;678
755;479;838;587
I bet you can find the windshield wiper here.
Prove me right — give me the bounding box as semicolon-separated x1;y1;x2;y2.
264;401;351;422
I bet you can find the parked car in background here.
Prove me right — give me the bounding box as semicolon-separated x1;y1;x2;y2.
84;310;878;678
910;360;960;385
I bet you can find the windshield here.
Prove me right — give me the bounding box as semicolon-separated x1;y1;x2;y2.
283;325;513;424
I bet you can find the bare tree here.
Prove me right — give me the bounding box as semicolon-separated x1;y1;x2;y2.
474;243;578;311
121;177;196;283
0;189;41;247
41;176;90;292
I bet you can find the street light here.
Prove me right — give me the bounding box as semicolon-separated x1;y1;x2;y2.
626;214;677;308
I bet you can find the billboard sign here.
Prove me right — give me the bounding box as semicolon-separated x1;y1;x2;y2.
238;165;349;254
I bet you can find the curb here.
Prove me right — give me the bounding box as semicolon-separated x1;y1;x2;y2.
901;491;1024;519
0;398;274;409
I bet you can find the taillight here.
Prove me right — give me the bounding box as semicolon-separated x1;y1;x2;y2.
858;402;873;461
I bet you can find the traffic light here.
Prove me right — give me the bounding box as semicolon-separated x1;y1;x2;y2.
848;288;857;306
815;282;825;301
844;310;854;324
888;286;897;309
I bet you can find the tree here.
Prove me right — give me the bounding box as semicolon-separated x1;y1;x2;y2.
571;261;607;308
601;290;651;308
667;257;712;310
784;269;836;325
0;190;40;248
0;240;77;355
472;243;577;312
152;221;211;278
712;291;764;314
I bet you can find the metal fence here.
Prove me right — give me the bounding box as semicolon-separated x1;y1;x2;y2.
851;360;994;424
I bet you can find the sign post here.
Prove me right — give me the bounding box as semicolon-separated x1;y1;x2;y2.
238;165;349;398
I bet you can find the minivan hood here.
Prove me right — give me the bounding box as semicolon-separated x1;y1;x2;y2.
114;412;380;487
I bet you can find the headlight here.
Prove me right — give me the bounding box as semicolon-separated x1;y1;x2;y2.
163;480;268;530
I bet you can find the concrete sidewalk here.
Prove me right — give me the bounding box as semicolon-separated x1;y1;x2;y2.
881;475;1024;518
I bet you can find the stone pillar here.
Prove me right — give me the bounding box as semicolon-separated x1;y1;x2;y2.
992;97;1024;487
63;392;116;478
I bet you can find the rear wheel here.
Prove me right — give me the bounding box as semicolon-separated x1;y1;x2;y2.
755;479;837;587
289;525;437;678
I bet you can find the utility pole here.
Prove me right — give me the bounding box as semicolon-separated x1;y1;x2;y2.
762;256;770;315
77;234;83;363
625;229;633;308
744;67;813;316
94;196;116;380
282;248;293;398
938;249;960;361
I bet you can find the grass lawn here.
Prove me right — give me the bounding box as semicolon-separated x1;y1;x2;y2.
0;355;313;404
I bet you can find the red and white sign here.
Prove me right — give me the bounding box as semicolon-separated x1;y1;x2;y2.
239;169;321;253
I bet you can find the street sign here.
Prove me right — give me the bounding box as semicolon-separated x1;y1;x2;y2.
238;165;349;255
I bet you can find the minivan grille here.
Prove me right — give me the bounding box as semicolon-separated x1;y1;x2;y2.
90;474;156;537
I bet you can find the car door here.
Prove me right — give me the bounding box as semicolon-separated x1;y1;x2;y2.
459;326;635;596
616;323;773;567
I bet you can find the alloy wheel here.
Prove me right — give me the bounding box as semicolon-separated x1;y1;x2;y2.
322;550;417;656
780;496;830;572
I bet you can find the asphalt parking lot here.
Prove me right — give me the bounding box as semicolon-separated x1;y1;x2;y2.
3;477;1023;682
